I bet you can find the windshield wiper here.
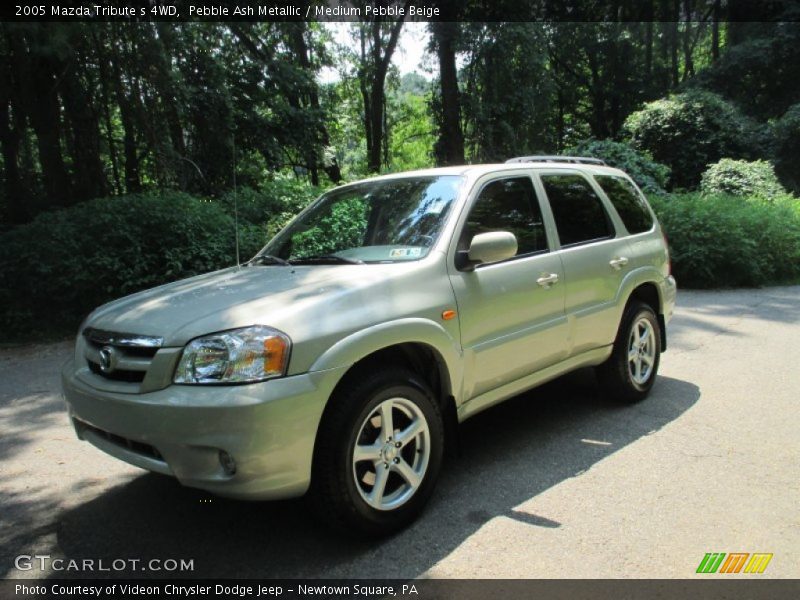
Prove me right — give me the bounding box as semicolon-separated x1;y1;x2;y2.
247;254;291;266
289;254;365;265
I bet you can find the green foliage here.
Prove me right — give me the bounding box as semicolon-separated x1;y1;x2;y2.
623;91;759;190
290;197;368;257
0;173;322;338
566;139;671;193
649;193;800;288
218;175;320;241
322;77;370;180
0;192;240;337
773;104;800;194
386;90;437;173
689;22;800;121
459;23;558;161
700;159;788;199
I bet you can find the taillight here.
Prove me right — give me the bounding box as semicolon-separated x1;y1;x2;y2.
662;229;671;277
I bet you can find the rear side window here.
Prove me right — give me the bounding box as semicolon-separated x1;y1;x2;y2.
541;174;614;246
461;177;548;256
595;175;654;234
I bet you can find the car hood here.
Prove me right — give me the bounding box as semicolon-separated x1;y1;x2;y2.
86;263;407;347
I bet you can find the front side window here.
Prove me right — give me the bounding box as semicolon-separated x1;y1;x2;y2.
541;174;614;247
460;176;548;256
260;176;462;264
595;175;654;234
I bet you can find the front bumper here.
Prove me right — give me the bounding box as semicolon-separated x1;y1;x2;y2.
61;360;347;500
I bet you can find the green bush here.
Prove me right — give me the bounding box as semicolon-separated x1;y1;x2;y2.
218;175;319;234
0;192;243;337
700;159;788;199
773;103;800;194
566;139;671;193
216;176;321;260
649;193;800;288
624;91;760;190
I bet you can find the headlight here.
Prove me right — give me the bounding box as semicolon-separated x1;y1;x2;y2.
174;325;291;384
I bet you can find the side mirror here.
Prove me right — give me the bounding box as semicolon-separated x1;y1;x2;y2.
456;231;518;271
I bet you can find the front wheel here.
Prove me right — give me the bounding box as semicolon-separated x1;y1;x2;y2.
597;302;661;403
309;367;444;537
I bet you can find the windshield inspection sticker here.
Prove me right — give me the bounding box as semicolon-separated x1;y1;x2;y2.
390;248;422;258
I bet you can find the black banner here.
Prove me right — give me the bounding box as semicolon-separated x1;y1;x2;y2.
3;579;800;600
2;0;799;23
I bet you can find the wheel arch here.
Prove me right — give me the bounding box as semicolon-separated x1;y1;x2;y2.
622;277;667;351
309;319;462;458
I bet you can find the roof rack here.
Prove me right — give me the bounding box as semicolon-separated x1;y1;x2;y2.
505;155;607;166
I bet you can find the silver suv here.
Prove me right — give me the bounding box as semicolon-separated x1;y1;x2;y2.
62;157;676;535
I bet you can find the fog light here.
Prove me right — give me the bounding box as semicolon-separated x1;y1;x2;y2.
219;450;237;475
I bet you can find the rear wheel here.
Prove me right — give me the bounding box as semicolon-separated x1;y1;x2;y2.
597;301;661;402
309;367;444;537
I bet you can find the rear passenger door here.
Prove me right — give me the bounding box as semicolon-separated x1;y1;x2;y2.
536;171;631;355
593;174;660;274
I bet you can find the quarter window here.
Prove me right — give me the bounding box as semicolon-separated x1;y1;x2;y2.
541;174;614;246
461;177;548;256
595;175;654;234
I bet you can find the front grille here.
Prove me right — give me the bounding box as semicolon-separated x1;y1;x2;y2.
87;360;146;383
83;327;162;385
79;420;164;462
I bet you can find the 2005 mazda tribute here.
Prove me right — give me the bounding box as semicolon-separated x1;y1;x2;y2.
62;157;676;535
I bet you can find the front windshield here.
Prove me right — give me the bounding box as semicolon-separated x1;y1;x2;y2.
259;175;463;264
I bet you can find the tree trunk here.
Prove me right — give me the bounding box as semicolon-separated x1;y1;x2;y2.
711;0;721;62
287;23;342;183
681;0;695;80
363;10;407;173
59;51;108;202
669;0;680;88
7;26;71;208
644;1;654;84
587;51;609;138
0;98;28;223
112;46;141;193
153;23;186;166
91;30;121;195
432;21;465;166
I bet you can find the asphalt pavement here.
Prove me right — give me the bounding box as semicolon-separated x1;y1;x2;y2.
1;287;798;579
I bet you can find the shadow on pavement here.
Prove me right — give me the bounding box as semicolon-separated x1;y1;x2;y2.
2;370;700;579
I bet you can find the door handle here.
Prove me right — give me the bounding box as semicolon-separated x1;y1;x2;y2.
536;273;559;287
609;256;629;270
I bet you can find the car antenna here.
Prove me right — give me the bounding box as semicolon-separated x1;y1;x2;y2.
233;132;241;269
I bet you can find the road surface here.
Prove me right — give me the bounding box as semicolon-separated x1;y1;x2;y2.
1;287;798;579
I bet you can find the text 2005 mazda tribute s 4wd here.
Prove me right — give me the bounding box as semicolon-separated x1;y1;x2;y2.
62;157;676;535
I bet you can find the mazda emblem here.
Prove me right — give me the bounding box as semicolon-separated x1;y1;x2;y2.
98;346;117;373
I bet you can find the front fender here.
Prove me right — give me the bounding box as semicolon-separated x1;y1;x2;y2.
308;318;465;404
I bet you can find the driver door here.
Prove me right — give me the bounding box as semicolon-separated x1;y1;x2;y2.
447;175;569;400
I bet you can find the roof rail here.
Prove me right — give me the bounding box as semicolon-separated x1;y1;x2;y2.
505;155;607;166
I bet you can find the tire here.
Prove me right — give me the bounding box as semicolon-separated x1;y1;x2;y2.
597;301;661;403
308;367;444;537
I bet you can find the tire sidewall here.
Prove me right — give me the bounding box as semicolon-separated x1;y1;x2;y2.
623;306;661;394
335;375;444;534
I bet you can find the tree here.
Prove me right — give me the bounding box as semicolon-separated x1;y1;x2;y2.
5;24;72;209
700;159;788;199
624;91;759;189
459;23;558;160
352;3;410;173
772;104;800;194
430;21;464;166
